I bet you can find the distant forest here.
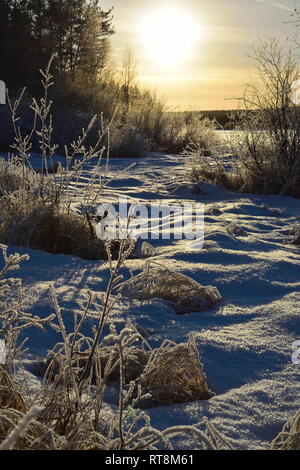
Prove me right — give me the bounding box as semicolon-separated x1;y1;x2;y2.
194;110;234;129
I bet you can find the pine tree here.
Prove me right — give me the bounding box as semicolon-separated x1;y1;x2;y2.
45;0;113;78
78;1;114;80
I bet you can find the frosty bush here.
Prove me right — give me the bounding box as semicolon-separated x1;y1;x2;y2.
0;59;134;259
0;366;26;413
0;157;39;197
0;245;55;367
272;410;300;450
227;39;300;195
165;112;220;155
184;117;233;190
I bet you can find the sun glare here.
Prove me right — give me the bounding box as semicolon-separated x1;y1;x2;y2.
141;6;200;68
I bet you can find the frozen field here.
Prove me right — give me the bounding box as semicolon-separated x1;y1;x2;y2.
9;153;300;450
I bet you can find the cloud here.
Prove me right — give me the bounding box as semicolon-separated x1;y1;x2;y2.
256;0;294;12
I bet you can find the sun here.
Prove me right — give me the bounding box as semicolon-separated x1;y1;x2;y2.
141;6;200;68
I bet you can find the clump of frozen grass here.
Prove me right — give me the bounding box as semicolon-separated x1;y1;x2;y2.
110;124;151;158
226;223;247;237
185;131;242;193
0;407;56;450
0;405;43;450
184;119;228;186
165;112;221;155
0;202;127;260
135;335;211;408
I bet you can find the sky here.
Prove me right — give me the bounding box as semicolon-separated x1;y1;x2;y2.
101;0;298;110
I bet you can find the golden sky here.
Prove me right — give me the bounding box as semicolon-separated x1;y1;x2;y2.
101;0;295;110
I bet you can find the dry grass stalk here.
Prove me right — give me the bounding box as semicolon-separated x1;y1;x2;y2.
0;365;26;412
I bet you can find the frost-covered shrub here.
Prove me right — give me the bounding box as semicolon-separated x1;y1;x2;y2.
136;336;211;408
0;204;109;259
0;60;129;260
0;158;39;197
0;186;133;260
110;124;151;158
118;261;222;314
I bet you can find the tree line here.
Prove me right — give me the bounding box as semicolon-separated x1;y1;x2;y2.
0;0;114;91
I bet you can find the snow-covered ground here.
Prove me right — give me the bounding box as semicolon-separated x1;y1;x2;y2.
8;153;300;450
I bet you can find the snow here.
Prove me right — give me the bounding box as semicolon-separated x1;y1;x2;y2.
5;152;300;450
